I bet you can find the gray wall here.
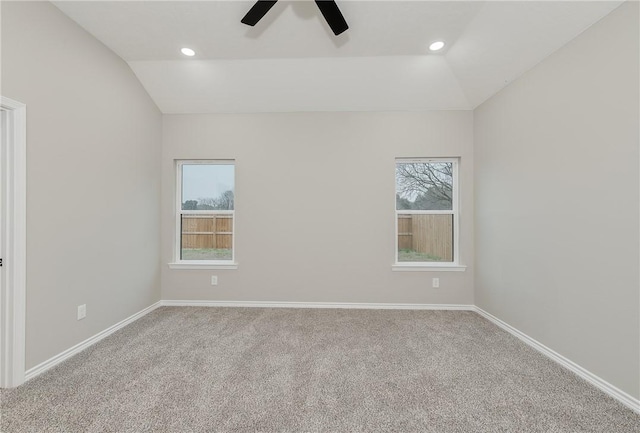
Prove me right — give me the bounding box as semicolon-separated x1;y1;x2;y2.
162;112;474;304
1;1;162;369
4;0;635;401
474;2;639;399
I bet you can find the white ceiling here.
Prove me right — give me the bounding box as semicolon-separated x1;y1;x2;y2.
53;0;624;113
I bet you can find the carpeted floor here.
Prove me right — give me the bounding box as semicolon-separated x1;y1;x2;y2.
1;307;638;432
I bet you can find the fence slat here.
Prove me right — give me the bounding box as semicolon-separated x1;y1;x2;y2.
397;214;453;261
181;215;233;250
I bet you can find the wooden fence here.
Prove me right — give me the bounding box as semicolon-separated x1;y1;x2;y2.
181;214;233;249
398;214;453;261
181;213;450;260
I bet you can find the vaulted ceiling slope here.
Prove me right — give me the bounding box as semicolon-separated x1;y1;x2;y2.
53;1;623;113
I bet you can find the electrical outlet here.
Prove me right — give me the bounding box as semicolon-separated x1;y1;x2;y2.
211;276;218;286
77;304;86;320
432;278;440;288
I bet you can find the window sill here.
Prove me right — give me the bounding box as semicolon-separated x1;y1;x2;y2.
168;262;238;270
392;263;467;272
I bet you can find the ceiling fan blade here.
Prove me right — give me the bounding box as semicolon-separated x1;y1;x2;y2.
314;0;349;36
241;0;279;26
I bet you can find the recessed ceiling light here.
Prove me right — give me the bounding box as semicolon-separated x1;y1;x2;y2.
429;41;445;52
181;48;196;57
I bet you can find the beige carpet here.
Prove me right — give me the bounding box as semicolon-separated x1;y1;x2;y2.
1;307;638;432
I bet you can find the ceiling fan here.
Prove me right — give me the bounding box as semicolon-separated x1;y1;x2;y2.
241;0;349;36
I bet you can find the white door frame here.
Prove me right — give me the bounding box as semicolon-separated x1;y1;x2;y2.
1;96;27;388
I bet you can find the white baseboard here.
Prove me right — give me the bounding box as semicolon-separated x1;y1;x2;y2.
161;300;475;310
19;299;639;416
473;306;640;415
17;301;468;384
24;301;161;382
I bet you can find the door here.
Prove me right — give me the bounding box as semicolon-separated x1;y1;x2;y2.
1;107;9;386
0;97;26;388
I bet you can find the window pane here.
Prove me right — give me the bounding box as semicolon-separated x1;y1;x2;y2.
396;162;453;210
181;214;233;261
182;164;234;211
397;214;453;262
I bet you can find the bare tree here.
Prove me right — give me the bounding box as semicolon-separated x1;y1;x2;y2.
197;190;234;210
216;190;234;210
396;162;452;208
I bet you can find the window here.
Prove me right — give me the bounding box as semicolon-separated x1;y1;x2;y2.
395;158;461;268
174;160;236;267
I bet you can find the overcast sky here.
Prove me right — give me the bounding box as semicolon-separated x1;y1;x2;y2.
182;163;234;202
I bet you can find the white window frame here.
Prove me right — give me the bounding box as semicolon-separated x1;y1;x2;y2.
392;157;465;272
169;160;238;270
